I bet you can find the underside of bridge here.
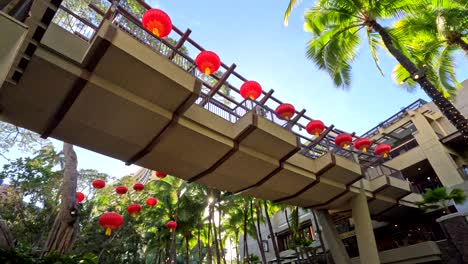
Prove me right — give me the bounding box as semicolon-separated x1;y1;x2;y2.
0;0;421;221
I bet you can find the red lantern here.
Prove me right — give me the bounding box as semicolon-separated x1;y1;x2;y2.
275;104;295;120
166;220;177;231
195;51;221;75
142;9;172;38
76;192;85;203
155;171;167;179
306;120;325;137
335;134;353;149
127;204;142;217
375;144;392;158
92;179;106;189
240;81;262;100
133;183;144;192
99;212;124;236
146;197;158;207
354;138;372;153
116;186;128;195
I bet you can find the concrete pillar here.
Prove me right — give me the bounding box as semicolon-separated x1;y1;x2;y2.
315;209;351;264
411;113;463;186
351;191;380;264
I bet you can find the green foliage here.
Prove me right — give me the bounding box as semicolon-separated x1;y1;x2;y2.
0;122;50;160
0;248;97;264
416;187;467;212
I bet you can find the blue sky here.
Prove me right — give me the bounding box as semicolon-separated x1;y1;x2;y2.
2;0;467;179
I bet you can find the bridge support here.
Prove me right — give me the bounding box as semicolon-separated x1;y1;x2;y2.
351;190;381;264
316;210;351;264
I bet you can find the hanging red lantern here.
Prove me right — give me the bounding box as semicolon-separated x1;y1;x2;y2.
133;183;144;192
155;171;167;179
142;9;172;38
375;144;392;158
99;212;124;236
166;220;177;231
275;103;295;120
335;134;353;149
127;204;142;217
306;120;325;137
195;51;221;75
146;197;158;207
76;192;85;203
240;81;262;100
354;138;372;153
116;186;128;195
92;179;106;189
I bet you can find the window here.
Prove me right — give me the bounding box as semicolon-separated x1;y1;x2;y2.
276;220;315;251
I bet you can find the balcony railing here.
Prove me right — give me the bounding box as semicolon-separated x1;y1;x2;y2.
388;138;419;159
364;164;405;181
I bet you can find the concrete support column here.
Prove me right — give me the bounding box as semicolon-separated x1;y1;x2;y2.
411;113;463;186
315;209;351;264
351;191;380;264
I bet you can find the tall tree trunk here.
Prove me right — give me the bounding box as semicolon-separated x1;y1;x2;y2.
169;229;177;263
284;209;300;262
251;201;267;264
208;208;213;264
42;143;79;256
243;200;250;263
211;204;221;264
234;234;240;264
186;236;190;264
198;227;202;263
371;21;468;140
312;210;329;264
263;201;281;263
0;219;14;250
218;203;227;264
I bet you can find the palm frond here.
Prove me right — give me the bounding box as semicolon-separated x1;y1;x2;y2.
435;45;462;98
366;30;384;76
284;0;302;26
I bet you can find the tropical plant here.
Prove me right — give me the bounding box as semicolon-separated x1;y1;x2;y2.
284;0;468;139
391;1;467;98
416;186;467;214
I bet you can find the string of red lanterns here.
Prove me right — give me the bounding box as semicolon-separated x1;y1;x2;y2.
335;134;353;149
133;183;145;192
76;192;85;203
166;220;177;232
195;51;221;75
240;81;262;101
354;138;372;153
306;120;325;137
375;144;392;158
275;104;295;120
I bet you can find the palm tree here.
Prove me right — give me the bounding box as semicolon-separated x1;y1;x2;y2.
416;186;466;214
263;200;281;263
391;2;467;98
284;0;468;140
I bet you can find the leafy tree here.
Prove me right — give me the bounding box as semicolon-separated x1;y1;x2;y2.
284;0;468;139
0;122;50;161
416;187;467;214
391;1;467;98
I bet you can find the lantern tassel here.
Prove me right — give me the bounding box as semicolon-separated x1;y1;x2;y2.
205;68;211;75
249;95;254;100
343;144;349;149
315;132;319;137
131;213;136;218
105;228;112;236
152;28;160;37
363;147;367;153
384;153;388;158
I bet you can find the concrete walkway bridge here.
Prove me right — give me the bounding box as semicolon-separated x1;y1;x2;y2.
0;1;425;262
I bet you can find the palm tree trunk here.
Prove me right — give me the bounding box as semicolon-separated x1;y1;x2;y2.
186;236;190;264
198;227;202;263
42;143;79;256
218;203;227;264
251;201;267;264
263;201;281;263
243;201;250;263
371;21;468;140
312;210;328;264
234;234;240;264
169;229;177;263
212;205;221;264
208;212;213;264
453;37;468;52
284;209;300;262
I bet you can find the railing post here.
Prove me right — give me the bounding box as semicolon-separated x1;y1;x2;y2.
168;29;191;60
200;64;236;106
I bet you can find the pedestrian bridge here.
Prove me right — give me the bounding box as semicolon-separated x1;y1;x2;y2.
0;0;421;220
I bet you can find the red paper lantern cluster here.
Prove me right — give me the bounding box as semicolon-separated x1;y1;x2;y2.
275;104;295;120
166;220;177;231
133;183;145;192
306;120;325;137
127;204;142;217
335;134;353;149
240;81;262;100
146;197;158;207
76;192;85;203
116;186;128;195
354;138;371;153
375;144;391;158
92;179;106;189
99;212;124;236
155;171;167;179
142;9;172;38
195;51;221;75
